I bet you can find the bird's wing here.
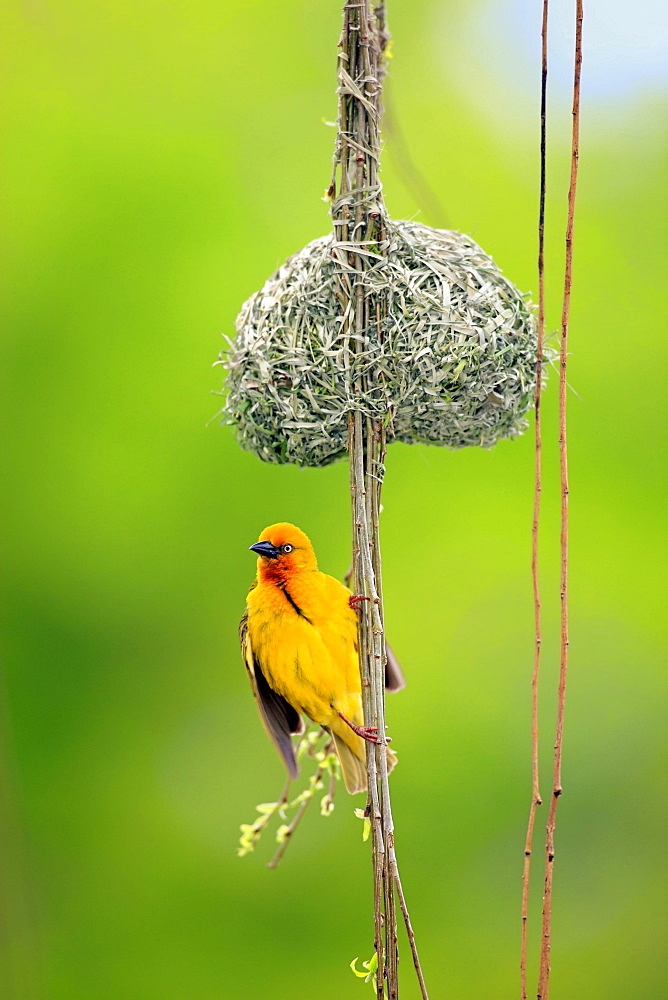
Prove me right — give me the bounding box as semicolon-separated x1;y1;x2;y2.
239;610;304;780
384;641;406;693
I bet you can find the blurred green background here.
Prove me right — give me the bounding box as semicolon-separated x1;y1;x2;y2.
2;1;666;997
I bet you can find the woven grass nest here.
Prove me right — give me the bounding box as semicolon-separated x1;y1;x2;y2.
221;219;539;467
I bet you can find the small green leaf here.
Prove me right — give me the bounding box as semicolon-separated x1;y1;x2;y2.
350;957;367;979
275;824;291;844
320;794;335;817
325;753;340;774
289;788;312;807
255;802;278;815
350;952;379;989
354;807;372;842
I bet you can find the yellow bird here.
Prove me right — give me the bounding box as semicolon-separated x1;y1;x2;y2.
240;522;404;794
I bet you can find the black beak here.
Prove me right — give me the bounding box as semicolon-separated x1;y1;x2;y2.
249;540;280;559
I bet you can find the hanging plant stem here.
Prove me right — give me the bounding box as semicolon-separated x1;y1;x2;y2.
537;2;583;997
330;3;429;998
520;2;548;997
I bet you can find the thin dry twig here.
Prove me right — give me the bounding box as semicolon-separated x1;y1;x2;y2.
520;3;548;997
389;846;430;1000
332;3;429;998
237;729;337;866
237;776;293;859
266;757;332;869
537;3;583;996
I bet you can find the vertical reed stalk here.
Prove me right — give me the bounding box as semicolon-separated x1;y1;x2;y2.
520;3;548;996
537;3;583;996
332;3;428;997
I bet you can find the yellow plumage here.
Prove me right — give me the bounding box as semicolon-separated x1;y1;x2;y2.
240;522;401;793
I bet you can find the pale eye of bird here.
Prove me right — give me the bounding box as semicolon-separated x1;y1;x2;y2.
281;544;293;554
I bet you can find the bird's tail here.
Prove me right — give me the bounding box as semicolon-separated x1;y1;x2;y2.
330;729;397;795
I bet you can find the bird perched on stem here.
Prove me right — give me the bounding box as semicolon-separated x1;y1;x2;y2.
240;522;404;794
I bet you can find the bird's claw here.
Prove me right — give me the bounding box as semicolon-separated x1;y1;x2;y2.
356;725;392;745
349;594;370;612
337;710;392;746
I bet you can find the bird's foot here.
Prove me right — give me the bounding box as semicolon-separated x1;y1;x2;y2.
338;712;391;744
349;594;370;612
355;725;385;745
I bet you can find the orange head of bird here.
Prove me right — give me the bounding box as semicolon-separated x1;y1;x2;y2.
249;522;318;578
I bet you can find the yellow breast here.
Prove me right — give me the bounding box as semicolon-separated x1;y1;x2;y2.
246;570;361;727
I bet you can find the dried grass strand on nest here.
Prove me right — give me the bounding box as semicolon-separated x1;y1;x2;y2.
221;219;539;468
